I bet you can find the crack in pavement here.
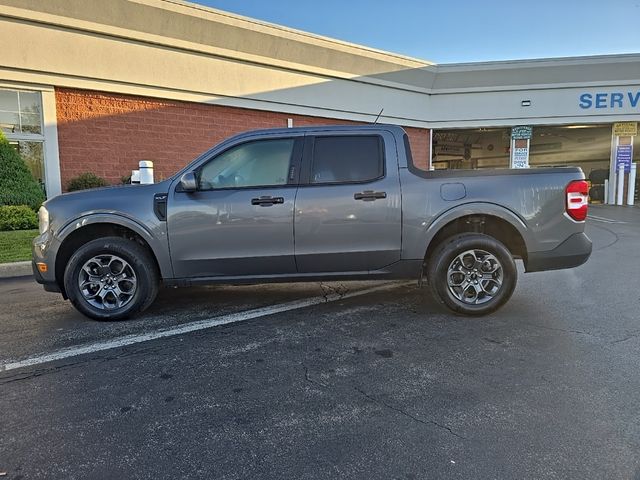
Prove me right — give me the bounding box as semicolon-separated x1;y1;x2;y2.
318;283;349;302
0;359;87;385
589;223;621;252
521;321;600;339
523;322;640;346
301;363;465;440
0;344;167;385
353;386;467;440
610;333;640;345
302;364;328;389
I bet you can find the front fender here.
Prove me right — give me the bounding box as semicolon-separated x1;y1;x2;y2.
54;213;173;279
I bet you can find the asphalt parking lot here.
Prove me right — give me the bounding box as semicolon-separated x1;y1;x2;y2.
1;205;639;480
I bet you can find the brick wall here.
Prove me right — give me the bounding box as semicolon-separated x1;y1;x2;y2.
55;88;430;188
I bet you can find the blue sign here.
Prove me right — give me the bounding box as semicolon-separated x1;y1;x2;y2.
579;92;640;109
615;144;633;173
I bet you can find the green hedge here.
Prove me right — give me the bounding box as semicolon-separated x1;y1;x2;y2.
67;172;108;192
0;205;38;231
0;132;45;211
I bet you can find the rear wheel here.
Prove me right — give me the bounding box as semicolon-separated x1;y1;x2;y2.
427;233;516;316
64;236;159;321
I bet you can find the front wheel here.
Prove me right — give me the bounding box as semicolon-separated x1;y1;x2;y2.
64;236;159;321
426;233;517;316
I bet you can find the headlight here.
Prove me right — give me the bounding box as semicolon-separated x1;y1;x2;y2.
38;206;49;234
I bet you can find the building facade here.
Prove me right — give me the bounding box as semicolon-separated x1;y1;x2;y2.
1;0;639;203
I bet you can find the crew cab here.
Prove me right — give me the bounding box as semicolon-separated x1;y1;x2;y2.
32;125;592;320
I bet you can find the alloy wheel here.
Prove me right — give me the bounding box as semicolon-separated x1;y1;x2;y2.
78;254;138;310
446;249;503;305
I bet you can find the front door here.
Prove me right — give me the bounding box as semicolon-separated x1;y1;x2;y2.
167;137;302;278
294;132;402;273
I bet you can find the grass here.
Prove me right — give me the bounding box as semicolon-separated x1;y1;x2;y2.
0;229;38;263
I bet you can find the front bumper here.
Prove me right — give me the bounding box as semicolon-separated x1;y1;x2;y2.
31;261;61;293
526;232;592;273
32;231;64;295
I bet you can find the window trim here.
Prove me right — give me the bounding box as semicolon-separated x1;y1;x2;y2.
186;137;304;192
405;132;442;179
0;89;45;139
300;134;386;187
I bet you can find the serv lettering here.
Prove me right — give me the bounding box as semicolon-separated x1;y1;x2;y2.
580;92;640;109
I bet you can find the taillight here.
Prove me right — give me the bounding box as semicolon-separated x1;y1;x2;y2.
566;180;589;221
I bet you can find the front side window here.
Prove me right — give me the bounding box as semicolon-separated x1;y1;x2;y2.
198;138;295;190
311;135;384;184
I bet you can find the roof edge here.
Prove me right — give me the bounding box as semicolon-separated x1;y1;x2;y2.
155;0;435;67
436;52;640;70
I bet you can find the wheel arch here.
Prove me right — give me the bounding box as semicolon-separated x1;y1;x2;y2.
54;215;171;296
423;204;530;269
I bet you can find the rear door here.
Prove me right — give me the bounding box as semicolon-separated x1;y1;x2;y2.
293;130;402;273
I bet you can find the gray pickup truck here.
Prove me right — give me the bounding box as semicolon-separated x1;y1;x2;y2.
32;125;591;320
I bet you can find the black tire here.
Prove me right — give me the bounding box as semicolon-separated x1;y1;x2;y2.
426;233;517;316
589;185;604;202
588;168;609;184
64;236;159;321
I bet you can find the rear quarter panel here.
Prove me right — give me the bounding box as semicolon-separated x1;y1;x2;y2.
400;167;587;260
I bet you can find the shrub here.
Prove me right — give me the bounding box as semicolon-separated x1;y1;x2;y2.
0;205;38;231
67;172;108;192
0;132;46;211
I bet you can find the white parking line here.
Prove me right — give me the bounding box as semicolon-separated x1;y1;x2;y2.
587;215;627;224
0;282;408;372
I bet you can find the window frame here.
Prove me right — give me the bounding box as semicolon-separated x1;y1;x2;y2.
300;134;386;187
190;137;304;192
0;88;45;138
0;83;62;198
0;85;59;197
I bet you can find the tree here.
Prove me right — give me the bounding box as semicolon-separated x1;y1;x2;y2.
0;131;46;210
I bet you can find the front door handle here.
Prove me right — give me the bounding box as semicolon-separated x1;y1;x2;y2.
251;196;285;206
354;190;387;201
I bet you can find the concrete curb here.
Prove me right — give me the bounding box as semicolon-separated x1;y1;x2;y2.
0;261;32;279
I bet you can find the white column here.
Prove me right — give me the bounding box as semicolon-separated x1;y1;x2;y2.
628;163;637;206
607;127;617;204
40;88;62;197
609;170;616;205
429;130;434;171
616;164;625;206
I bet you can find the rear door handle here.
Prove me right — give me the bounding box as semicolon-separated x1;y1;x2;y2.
251;196;285;206
354;190;387;201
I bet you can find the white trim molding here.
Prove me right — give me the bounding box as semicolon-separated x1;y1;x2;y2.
41;89;61;196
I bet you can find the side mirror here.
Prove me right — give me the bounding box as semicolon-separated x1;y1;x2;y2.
180;172;197;192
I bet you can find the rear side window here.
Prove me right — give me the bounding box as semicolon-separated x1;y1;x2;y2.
311;135;384;184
